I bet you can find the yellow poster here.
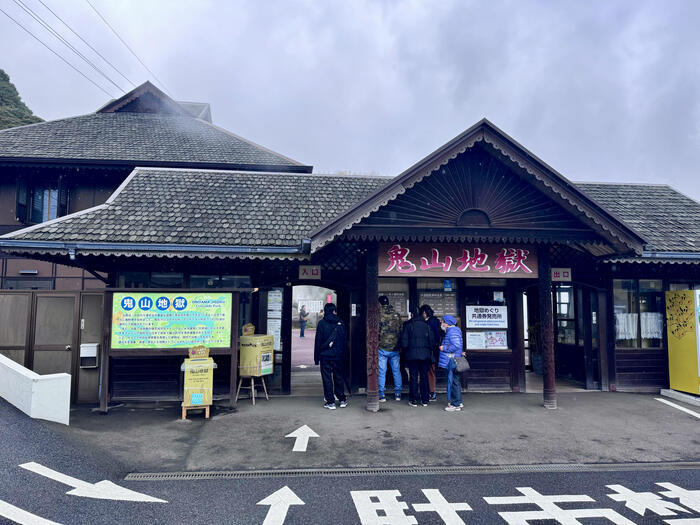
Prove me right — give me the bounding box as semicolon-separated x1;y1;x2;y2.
240;335;274;377
665;290;700;395
182;357;216;406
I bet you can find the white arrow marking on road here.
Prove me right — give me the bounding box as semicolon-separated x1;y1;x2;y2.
257;486;304;525
285;425;319;452
19;462;167;503
0;500;62;525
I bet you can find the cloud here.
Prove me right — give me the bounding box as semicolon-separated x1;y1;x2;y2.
1;0;699;200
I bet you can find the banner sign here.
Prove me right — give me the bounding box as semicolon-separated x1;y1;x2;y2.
465;305;508;328
111;292;232;349
378;244;538;278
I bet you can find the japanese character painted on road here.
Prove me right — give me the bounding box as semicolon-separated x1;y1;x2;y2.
484;486;636;525
494;248;533;274
456;248;490;272
420;249;453;272
412;489;472;525
657;483;700;513
386;245;417;274
606;484;689;517
351;490;417;525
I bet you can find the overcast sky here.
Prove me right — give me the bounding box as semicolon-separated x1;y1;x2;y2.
2;0;699;201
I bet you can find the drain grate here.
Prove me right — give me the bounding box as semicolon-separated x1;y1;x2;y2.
124;461;700;481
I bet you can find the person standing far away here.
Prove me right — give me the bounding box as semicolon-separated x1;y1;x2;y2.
314;303;348;410
299;305;309;338
420;304;443;402
377;296;403;402
439;314;464;412
400;306;435;407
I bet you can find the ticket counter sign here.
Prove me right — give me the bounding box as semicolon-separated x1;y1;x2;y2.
111;292;232;349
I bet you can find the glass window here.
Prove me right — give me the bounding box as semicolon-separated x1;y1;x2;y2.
2;278;53;290
29;187;59;223
613;279;664;349
639;279;663;348
556;284;576;345
614;279;638;348
669;283;690;291
150;273;183;288
118;272;148;288
221;275;252;288
190;275;219;288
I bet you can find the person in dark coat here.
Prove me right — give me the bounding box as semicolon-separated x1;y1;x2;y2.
420;304;443;402
314;303;348;410
400;306;435;406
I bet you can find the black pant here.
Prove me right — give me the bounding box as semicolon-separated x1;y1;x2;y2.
320;359;346;404
407;359;430;404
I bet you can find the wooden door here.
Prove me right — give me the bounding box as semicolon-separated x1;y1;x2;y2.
30;293;79;399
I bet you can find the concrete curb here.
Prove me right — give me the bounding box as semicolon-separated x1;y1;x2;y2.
660;388;700;407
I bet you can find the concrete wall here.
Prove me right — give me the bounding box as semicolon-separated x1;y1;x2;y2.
0;353;70;425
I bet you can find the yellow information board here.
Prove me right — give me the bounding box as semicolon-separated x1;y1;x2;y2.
182;346;217;407
240;335;274;377
665;290;700;395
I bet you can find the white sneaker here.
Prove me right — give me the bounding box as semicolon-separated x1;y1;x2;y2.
339;400;348;408
444;405;462;412
324;403;337;410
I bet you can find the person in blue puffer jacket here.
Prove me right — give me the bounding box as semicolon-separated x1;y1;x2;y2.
438;314;464;412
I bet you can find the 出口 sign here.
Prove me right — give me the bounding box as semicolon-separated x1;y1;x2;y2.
378;243;538;278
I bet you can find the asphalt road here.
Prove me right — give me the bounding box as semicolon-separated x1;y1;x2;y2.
1;400;699;524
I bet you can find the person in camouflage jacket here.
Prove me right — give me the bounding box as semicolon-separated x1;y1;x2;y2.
378;296;403;401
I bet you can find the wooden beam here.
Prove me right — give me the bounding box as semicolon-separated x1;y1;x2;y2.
538;245;557;409
365;244;380;412
229;292;240;409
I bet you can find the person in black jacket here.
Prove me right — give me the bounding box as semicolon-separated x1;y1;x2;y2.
420;304;443;402
400;307;436;406
314;303;348;410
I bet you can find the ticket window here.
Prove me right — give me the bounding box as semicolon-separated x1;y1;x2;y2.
463;279;509;351
417;278;458;324
378;278;409;321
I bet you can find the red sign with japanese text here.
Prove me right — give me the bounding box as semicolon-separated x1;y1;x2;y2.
378;243;539;278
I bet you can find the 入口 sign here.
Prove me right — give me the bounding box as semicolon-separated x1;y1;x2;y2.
552;268;572;282
299;265;321;280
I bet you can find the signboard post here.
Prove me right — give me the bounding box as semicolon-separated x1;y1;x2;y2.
180;345;217;420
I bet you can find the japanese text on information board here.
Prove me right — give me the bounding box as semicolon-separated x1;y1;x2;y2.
111;293;232;349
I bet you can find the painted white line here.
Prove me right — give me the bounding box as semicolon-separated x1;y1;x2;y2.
19;462;167;503
257;486;304;525
0;499;62;525
655;398;700;419
285;425;319;452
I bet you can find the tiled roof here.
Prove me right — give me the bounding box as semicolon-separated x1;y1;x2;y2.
575;183;700;252
0;113;309;170
7;168;390;247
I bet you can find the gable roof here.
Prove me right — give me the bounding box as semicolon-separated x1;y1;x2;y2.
0;82;310;172
1;168;389;258
309;119;646;254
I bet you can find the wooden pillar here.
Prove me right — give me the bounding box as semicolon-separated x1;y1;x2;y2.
510;285;526;392
281;284;292;395
365;244;380;412
99;291;112;414
581;287;595;390
229;291;240;408
538;245;556;409
598;288;612;391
